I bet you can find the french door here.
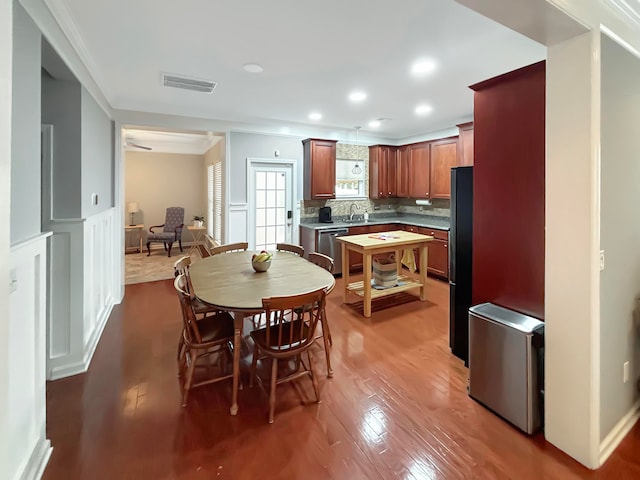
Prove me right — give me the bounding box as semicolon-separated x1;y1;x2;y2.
248;161;294;251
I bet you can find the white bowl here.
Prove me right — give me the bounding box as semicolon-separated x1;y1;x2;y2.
252;260;271;272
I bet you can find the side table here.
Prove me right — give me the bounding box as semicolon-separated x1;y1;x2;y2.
125;224;144;254
187;225;207;256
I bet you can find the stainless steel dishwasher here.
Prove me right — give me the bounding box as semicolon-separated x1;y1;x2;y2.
317;228;349;275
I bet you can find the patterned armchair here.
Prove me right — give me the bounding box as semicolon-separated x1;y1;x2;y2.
146;207;184;257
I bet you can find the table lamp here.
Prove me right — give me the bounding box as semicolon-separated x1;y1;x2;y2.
127;202;139;226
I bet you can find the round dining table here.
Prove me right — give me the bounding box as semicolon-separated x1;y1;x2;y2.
189;250;336;415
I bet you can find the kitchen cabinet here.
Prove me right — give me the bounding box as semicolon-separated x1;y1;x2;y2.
302;138;337;200
430;137;458;199
419;227;449;279
396;145;410;197
368;145;398;199
408;142;430;199
457;122;474;166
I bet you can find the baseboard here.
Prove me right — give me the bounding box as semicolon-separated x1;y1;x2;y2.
599;398;640;466
19;437;52;480
82;299;114;369
48;299;114;381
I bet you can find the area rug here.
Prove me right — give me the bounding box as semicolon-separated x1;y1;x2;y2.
125;248;202;285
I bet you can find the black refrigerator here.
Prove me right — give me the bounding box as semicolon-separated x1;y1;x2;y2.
449;166;473;365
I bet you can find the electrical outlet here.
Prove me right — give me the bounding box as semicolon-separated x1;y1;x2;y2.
306;207;315;214
600;250;605;271
623;361;630;383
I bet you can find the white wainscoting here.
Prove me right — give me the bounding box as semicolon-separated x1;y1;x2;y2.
228;203;248;244
46;208;117;380
9;233;53;480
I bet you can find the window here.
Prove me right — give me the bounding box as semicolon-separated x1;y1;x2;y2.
207;162;222;242
335;158;365;198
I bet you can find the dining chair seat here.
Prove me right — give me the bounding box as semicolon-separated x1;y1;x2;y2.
195;312;235;343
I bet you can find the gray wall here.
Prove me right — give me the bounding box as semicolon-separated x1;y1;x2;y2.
41;74;81;219
229;132;303;204
81;87;113;216
600;33;640;439
10;0;41;244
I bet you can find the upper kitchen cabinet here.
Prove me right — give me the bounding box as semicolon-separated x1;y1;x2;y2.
302;138;337;200
430;137;458;199
369;145;397;199
408;142;430;199
457;122;474;166
396;145;410;198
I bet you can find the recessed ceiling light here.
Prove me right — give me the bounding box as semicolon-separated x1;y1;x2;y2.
349;91;367;102
411;59;436;77
368;120;381;128
309;112;322;121
415;104;433;116
242;63;264;73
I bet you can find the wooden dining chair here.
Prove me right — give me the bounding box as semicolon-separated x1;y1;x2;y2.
211;242;248;255
305;252;334;377
174;274;235;406
173;256;223;362
276;243;304;257
249;288;326;423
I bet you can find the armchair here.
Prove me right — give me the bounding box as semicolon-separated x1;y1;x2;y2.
146;207;184;257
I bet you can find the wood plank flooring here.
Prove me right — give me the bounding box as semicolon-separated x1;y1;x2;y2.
44;276;640;479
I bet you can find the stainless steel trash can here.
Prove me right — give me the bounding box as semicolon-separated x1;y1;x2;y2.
468;303;544;434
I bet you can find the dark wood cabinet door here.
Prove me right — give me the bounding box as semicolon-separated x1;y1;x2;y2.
303;139;337;200
457;122;474;166
409;143;430;199
430;138;458;199
368;146;383;199
385;147;397;197
396;146;410;197
418;227;449;279
348;225;369;272
427;239;448;278
369;145;398;198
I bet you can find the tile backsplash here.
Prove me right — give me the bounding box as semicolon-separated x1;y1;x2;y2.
300;198;450;220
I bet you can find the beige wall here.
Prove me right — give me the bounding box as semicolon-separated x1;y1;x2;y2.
125;151;206;245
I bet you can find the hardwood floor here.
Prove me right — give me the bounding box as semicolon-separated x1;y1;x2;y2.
44;276;640;479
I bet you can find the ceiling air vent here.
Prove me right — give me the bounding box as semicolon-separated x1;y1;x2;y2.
162;73;217;94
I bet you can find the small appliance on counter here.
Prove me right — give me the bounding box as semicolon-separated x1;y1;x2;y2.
319;206;333;223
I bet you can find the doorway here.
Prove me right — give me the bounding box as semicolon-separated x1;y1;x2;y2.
247;159;295;251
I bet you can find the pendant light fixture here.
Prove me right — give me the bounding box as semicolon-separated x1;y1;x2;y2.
352;126;363;175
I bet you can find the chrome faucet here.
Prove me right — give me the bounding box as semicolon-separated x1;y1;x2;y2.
349;203;361;222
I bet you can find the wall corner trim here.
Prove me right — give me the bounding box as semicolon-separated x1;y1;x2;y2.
18;437;52;480
599;399;640;466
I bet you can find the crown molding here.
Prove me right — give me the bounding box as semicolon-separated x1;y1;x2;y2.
603;0;640;28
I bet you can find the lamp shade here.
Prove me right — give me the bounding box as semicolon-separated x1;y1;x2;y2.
127;202;139;213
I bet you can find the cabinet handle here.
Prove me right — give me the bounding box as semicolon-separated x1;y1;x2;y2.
444;244;447;248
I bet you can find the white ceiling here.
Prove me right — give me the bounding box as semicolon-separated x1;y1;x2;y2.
53;0;546;140
123;129;222;154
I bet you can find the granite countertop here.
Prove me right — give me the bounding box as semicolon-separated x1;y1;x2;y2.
300;214;450;231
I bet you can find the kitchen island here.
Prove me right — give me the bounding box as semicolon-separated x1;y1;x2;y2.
337;230;433;317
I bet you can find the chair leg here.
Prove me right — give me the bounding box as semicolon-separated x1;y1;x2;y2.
250;343;259;388
167;242;173;257
177;332;186;376
179;239;183;252
268;358;278;424
320;310;333;378
146;242;151;256
323;310;333;346
307;350;320;403
182;349;198;407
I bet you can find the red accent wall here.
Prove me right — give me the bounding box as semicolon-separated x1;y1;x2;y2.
470;61;545;320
